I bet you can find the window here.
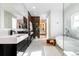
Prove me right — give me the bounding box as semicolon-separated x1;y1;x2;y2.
12;17;17;29
71;13;79;29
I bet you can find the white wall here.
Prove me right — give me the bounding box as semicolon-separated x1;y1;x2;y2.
0;10;1;28
0;5;4;28
49;4;63;38
64;3;79;39
0;5;1;28
39;7;63;38
4;11;12;28
47;11;51;38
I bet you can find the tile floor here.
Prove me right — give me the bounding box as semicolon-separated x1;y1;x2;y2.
17;38;63;56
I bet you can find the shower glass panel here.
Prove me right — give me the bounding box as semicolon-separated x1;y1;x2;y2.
64;3;79;56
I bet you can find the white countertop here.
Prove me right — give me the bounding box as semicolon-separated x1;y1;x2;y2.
0;35;17;44
0;34;28;44
17;34;28;43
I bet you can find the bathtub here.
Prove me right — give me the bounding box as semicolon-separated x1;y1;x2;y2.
55;35;79;53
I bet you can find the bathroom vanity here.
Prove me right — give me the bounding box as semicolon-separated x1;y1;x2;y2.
0;35;17;56
0;34;29;56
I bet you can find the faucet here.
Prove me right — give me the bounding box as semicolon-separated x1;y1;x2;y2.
9;30;16;35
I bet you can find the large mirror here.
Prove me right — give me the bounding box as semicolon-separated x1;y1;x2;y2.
0;3;28;35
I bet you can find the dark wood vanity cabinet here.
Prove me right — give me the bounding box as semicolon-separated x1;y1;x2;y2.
0;44;16;56
17;36;32;54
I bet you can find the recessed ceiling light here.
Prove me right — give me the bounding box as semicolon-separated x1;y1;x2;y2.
32;6;36;9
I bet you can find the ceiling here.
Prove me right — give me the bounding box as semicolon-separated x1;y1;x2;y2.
64;3;74;11
0;3;28;19
24;3;63;16
0;3;73;19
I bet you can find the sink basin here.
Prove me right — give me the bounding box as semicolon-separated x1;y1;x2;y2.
0;34;28;44
0;35;17;44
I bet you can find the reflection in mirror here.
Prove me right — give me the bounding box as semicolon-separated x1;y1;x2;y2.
64;3;79;56
0;3;28;36
12;17;17;29
4;11;12;28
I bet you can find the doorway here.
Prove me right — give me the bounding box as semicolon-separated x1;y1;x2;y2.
30;16;48;39
39;20;47;38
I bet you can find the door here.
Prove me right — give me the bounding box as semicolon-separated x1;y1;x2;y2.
31;16;40;38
